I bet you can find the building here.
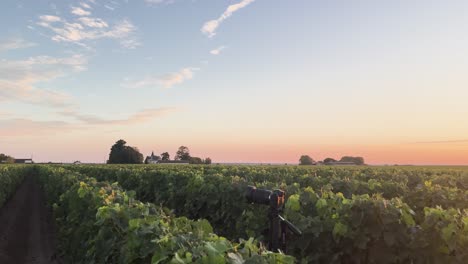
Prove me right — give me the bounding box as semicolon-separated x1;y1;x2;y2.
14;158;34;164
145;152;161;164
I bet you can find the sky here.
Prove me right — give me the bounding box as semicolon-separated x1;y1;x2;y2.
1;0;468;165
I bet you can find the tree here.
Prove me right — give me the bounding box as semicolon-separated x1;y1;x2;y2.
107;139;143;164
161;152;170;161
339;156;365;165
175;146;191;161
0;153;14;163
189;157;203;164
299;155;315;165
108;139;126;163
323;158;337;164
205;157;212;165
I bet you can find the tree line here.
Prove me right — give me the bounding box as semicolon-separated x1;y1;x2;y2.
107;139;211;165
299;155;365;165
0;153;15;164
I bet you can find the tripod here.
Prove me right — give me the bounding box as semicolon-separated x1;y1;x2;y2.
268;191;302;252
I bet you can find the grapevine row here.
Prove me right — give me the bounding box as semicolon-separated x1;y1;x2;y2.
66;165;468;263
0;165;25;208
30;165;294;263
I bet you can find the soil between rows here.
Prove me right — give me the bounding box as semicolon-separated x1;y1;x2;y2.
0;175;61;264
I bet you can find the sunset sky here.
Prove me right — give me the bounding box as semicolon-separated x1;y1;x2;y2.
1;0;468;165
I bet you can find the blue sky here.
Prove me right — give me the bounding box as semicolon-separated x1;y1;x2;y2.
1;0;468;164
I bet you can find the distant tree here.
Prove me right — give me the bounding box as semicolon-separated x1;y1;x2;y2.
127;147;144;164
175;146;191;161
108;139;126;163
339;156;365;165
107;139;143;164
299;155;315;165
323;158;337;164
161;152;170;161
189;157;203;164
0;153;14;163
204;157;212;165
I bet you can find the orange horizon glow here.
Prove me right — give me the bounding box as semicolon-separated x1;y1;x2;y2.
4;134;468;165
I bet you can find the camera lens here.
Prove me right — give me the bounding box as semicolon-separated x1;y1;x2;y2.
246;186;271;205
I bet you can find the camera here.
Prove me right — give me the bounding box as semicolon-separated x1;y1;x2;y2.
245;186;285;207
245;185;301;253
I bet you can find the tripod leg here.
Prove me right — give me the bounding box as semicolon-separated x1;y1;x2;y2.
281;220;287;252
269;194;280;252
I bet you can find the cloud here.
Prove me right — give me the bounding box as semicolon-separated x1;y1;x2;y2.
78;17;108;28
0;111;12;118
0;119;74;137
58;107;178;125
145;0;175;5
411;139;468;144
124;68;198;89
158;68;197;88
0;80;73;108
80;2;92;9
0;107;177;137
71;6;91;16
39;15;61;23
210;46;226;55
104;19;136;38
37;14;138;49
0;54;87;107
201;0;256;38
119;38;141;49
104;5;115;11
26;55;88;71
145;0;165;3
0;38;36;52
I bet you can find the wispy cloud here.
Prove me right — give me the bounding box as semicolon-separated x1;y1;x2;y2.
201;0;256;38
80;2;92;9
0;119;74;137
0;54;87;107
124;67;198;89
145;0;175;5
210;46;226;55
0;111;12;118
37;14;139;49
119;38;141;49
0;107;177;137
58;107;178;125
410;139;468;144
39;15;61;23
145;0;164;4
71;6;91;16
0;37;36;52
104;5;115;11
78;17;108;28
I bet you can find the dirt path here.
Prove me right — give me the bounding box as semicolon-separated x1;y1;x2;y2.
0;175;61;264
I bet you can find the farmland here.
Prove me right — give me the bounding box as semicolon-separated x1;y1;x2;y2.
0;165;467;263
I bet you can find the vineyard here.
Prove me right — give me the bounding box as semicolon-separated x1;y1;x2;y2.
0;165;467;263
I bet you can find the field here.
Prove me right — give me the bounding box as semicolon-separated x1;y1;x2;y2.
0;165;467;263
